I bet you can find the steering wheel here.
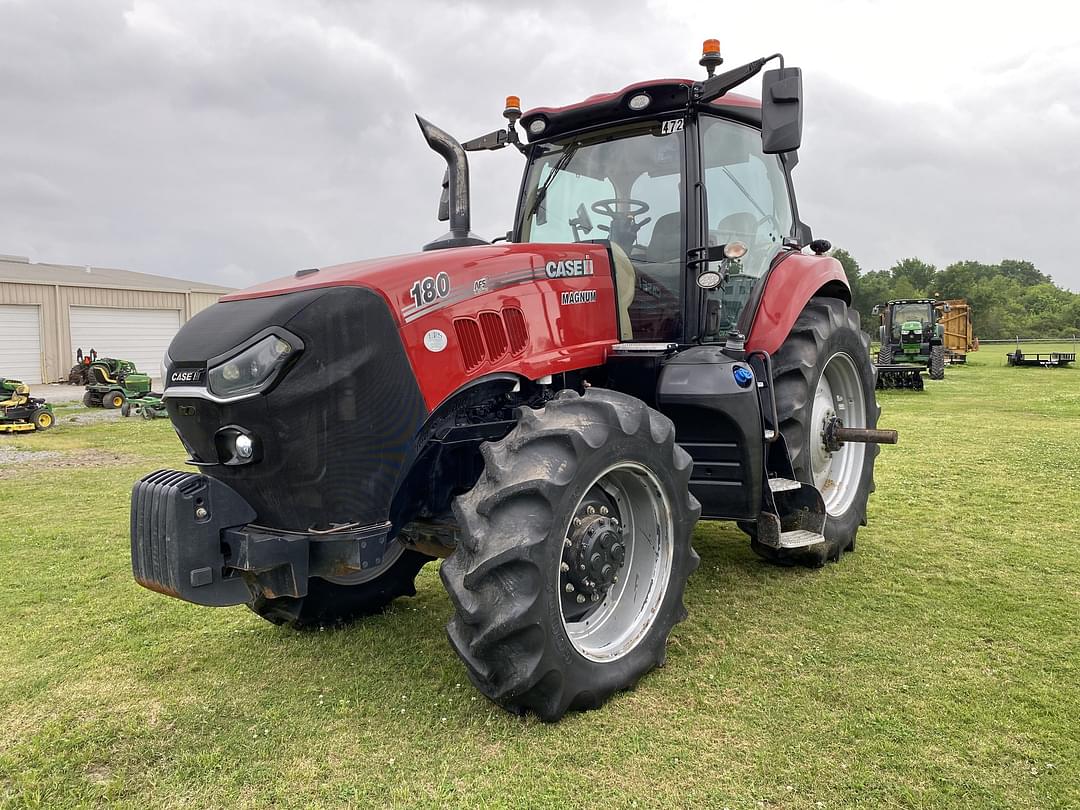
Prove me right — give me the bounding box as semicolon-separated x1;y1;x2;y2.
592;198;652;248
592;198;650;220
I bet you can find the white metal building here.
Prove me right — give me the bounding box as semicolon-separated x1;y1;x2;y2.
0;254;232;384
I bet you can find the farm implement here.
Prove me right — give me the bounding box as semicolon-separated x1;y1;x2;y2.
1006;346;1076;367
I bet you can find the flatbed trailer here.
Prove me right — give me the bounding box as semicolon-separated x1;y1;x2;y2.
1006;350;1075;367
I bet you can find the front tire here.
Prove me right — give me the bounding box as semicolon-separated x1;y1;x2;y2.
249;543;431;628
753;297;880;565
929;345;945;380
441;389;700;721
31;408;54;431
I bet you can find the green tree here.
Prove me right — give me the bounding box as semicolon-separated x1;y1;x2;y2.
889;257;938;296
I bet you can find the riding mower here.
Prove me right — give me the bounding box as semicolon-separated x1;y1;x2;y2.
83;358;153;409
0;378;55;432
121;394;167;420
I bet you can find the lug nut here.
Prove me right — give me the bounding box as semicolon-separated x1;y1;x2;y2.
195;507;208;520
560;562;570;572
565;582;575;593
564;538;572;548
591;593;600;602
586;505;596;515
576;594;586;604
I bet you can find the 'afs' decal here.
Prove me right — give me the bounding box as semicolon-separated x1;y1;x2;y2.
545;259;594;279
561;290;597;305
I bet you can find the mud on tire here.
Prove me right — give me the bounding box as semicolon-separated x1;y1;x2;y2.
441;388;700;722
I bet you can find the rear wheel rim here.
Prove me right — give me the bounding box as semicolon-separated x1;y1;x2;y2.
559;462;673;663
810;351;867;516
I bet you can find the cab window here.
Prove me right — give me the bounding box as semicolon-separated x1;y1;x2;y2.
518;122;685;342
700;116;794;335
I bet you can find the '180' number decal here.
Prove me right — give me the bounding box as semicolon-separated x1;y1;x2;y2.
409;272;451;310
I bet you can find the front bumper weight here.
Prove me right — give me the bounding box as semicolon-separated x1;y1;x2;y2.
131;469;393;607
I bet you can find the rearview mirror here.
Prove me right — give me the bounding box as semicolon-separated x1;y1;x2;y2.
761;67;803;154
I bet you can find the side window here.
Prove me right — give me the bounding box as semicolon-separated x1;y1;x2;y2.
700;116;794;335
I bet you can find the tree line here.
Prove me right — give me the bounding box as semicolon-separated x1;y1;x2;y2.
831;250;1080;340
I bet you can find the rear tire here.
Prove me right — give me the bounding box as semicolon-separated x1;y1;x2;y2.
248;544;431;628
31;408;53;431
103;391;125;410
929;345;945;380
82;391;94;408
441;389;700;721
877;343;894;365
750;297;880;566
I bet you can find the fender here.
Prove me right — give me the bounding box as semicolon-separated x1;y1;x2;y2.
745;252;851;355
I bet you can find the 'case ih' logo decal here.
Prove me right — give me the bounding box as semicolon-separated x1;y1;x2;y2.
545;259;594;279
169;368;204;384
561;290;597;305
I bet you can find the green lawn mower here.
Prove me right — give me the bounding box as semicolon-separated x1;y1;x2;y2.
873;299;947;390
82;358;153;409
121;394;167;420
1;378;55;433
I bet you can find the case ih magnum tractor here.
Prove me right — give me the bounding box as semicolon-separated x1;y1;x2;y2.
132;42;896;721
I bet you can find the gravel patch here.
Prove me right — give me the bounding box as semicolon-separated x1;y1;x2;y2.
0;448;137;479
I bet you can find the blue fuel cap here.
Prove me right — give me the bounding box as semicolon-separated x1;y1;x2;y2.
732;365;754;388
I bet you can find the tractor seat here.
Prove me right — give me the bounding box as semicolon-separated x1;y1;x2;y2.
645;212;682;264
89;366;115;385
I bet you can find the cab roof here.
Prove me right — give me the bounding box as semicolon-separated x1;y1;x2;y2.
520;78;761;143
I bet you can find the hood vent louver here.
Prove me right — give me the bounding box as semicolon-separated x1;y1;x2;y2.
453;307;530;372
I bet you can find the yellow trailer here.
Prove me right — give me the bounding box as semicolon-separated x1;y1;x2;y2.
937;299;976;363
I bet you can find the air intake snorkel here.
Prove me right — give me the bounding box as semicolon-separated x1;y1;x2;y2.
416;115;487;251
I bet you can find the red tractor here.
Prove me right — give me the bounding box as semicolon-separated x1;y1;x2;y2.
132;41;896;721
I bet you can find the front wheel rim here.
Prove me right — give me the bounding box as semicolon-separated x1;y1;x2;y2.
809;351;867;516
559;462;673;663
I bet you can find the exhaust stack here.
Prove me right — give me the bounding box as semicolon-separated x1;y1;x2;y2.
416;115;487;251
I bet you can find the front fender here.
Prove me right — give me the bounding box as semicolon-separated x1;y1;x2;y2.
746;253;851;354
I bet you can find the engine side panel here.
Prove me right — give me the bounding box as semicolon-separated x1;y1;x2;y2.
745;253;851;354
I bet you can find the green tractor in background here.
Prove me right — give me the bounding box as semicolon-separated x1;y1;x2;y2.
82;357;155;409
1;378;55;432
873;299;947;390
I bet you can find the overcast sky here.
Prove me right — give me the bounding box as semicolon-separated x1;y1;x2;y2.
1;0;1078;291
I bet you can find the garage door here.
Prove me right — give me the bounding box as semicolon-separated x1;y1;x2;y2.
69;307;181;380
0;304;43;384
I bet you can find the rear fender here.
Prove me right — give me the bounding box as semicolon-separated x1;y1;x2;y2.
745;253;851;354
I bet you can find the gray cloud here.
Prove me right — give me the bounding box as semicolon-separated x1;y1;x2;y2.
1;0;1077;291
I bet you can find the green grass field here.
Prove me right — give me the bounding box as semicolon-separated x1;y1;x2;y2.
1;345;1077;809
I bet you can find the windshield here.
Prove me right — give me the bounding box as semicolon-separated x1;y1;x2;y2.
893;303;931;336
518;122;685;342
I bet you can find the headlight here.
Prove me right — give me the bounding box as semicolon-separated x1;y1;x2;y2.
207;334;296;398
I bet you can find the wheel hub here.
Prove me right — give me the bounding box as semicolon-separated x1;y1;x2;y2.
563;510;625;601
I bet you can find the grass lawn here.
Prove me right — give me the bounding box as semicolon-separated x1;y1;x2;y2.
1;347;1077;809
